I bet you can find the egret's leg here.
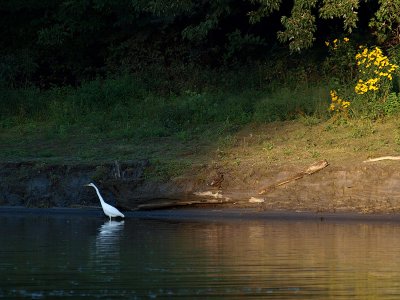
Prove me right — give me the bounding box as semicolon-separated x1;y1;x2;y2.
109;216;111;222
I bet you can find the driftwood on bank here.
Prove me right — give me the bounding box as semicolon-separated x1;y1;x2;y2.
133;198;233;210
128;160;330;210
363;156;400;163
258;159;329;195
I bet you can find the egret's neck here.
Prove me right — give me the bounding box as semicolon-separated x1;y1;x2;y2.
92;186;106;205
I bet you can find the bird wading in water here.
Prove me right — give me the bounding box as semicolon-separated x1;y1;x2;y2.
85;183;125;221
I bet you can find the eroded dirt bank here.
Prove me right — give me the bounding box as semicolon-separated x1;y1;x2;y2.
1;160;400;213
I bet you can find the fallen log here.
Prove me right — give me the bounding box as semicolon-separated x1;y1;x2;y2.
258;159;329;195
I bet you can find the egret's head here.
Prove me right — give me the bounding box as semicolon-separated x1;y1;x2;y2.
84;183;95;188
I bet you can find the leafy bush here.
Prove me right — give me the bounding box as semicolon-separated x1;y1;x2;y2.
323;37;357;83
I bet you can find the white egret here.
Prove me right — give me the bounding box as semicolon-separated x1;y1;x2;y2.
85;183;125;221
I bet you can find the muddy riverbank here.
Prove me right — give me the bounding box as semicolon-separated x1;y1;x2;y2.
1;159;400;214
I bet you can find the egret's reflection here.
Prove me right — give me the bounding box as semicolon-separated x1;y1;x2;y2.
98;220;125;239
96;220;124;252
91;220;125;274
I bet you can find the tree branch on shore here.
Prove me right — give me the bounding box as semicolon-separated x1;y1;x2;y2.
363;156;400;163
258;159;329;195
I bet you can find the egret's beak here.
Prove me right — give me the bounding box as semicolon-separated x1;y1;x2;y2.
83;184;90;187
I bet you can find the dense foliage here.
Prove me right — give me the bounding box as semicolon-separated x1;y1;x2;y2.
1;0;400;146
1;0;399;88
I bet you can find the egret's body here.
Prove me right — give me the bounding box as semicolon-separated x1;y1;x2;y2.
85;183;125;221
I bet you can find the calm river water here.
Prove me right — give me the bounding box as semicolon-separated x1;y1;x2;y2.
2;209;400;299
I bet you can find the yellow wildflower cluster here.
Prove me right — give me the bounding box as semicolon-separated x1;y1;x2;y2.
325;37;349;49
354;46;398;95
329;90;350;112
355;78;379;94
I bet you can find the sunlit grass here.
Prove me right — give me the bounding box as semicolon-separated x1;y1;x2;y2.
2;69;399;181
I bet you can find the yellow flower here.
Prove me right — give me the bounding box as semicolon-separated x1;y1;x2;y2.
342;101;351;108
390;64;398;72
350;45;398;101
330;90;340;102
343;37;349;42
369;78;378;84
325;41;330;46
355;82;369;95
329;89;350;112
369;85;379;91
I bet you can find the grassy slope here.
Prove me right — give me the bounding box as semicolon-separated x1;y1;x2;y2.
2;114;400;179
1;67;400;178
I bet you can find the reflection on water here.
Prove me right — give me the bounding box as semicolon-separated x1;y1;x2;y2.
95;220;125;257
2;213;400;299
91;221;124;276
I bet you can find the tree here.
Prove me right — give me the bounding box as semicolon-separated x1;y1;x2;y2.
249;0;400;51
1;0;399;87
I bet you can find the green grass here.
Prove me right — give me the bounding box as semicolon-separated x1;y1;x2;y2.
0;70;333;182
0;73;330;139
3;66;399;182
